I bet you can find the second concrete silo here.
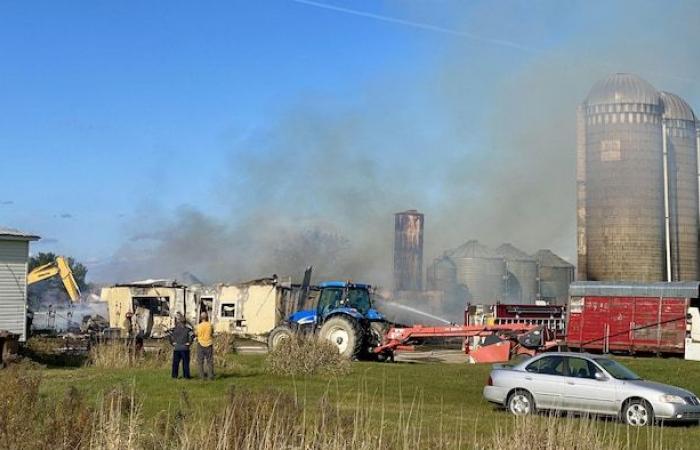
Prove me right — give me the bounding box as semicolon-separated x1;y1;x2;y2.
449;240;505;304
495;243;538;304
660;92;699;281
579;73;665;281
535;249;574;305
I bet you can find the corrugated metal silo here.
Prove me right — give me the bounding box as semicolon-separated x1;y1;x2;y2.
495;243;538;304
660;92;699;281
579;73;665;281
535;249;574;305
449;240;505;304
426;255;457;292
393;210;424;291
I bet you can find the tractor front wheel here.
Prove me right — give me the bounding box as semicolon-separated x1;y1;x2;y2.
319;316;362;359
267;324;295;351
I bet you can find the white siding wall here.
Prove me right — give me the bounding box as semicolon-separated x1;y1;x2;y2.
0;240;28;341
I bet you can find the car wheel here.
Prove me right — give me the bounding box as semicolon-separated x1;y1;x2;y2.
507;390;535;416
623;399;654;427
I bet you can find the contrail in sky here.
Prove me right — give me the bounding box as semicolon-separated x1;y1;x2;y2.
290;0;539;53
291;0;698;84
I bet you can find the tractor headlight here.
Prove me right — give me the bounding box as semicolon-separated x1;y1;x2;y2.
659;394;686;404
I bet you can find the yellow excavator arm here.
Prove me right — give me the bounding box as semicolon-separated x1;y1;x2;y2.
27;256;81;302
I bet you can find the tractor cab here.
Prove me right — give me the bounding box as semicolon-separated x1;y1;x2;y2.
288;281;384;327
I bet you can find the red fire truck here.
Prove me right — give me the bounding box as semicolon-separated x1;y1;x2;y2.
566;282;700;357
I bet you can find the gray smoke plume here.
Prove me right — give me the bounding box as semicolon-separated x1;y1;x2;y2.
94;1;700;287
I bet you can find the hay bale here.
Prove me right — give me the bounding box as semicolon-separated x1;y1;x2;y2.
265;336;351;377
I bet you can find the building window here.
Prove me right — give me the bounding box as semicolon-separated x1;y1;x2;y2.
133;296;170;316
220;304;236;318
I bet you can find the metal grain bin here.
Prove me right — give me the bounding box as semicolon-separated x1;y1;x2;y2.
660;92;699;281
449;240;505;305
578;73;665;281
495;243;538;304
426;255;457;292
535;249;574;305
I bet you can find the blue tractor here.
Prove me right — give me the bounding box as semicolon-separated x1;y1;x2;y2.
267;281;389;360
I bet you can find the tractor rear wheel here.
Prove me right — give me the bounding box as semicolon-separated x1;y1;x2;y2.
267;324;295;351
319;316;362;359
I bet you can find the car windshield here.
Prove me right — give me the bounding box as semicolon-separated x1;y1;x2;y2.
593;358;641;380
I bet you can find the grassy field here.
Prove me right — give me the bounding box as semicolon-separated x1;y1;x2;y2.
29;352;700;448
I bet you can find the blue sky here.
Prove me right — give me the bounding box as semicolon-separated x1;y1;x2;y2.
1;1;698;283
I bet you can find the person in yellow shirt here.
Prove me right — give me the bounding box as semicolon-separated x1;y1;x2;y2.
195;311;214;380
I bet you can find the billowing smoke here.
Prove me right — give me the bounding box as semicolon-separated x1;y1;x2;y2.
92;1;700;287
28;282;107;332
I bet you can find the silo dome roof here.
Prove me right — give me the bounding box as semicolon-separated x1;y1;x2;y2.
585;73;659;106
660;91;696;121
448;240;498;259
495;243;535;261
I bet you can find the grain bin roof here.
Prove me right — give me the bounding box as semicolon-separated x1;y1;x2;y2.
495;243;535;261
585;73;659;106
534;249;573;268
447;240;498;258
0;226;40;241
660;91;696;121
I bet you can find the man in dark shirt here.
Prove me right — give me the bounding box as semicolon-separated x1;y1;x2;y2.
169;313;193;379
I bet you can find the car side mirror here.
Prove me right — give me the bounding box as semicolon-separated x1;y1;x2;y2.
594;372;607;381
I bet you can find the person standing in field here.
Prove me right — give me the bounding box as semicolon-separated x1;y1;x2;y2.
195;311;215;380
122;311;134;338
169;313;193;379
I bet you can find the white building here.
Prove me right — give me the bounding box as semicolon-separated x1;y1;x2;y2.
0;227;39;342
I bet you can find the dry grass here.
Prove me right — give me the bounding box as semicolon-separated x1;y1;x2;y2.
265;336;351;377
212;334;236;369
476;413;667;450
0;367;139;450
0;367;42;447
89;385;142;450
0;366;677;450
87;340;170;370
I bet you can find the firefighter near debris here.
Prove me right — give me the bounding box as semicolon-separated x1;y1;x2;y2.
169;313;194;379
195;311;215;380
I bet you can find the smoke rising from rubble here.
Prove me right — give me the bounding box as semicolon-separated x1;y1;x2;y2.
97;2;700;286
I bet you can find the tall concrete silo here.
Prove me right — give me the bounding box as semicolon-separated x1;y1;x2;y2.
578;73;665;281
393;210;424;291
660;92;699;281
495;243;538;304
535;249;574;305
449;240;505;304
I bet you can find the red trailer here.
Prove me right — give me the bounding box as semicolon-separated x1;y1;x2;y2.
566;282;699;355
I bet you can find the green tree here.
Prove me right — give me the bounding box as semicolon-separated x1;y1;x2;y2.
28;252;89;291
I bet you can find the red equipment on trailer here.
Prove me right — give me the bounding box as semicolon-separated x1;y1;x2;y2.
466;303;567;338
372;322;560;363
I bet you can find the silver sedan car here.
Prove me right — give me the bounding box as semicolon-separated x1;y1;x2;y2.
483;352;700;426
